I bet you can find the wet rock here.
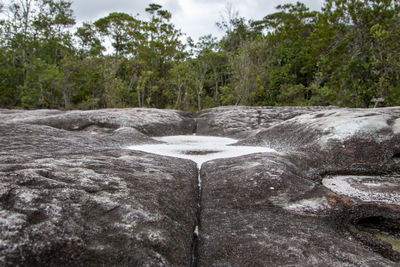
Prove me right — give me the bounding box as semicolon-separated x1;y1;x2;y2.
0;109;198;266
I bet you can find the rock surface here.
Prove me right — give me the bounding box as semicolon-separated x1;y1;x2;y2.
1;106;400;266
198;154;398;266
196;106;334;138
197;106;400;266
0;109;198;266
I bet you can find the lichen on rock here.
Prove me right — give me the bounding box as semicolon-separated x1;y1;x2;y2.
1;106;400;266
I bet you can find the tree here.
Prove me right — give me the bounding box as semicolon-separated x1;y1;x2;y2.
251;2;319;105
217;3;260;53
75;22;104;56
313;0;400;107
94;12;141;56
188;57;207;110
20;58;62;108
5;0;37;89
231;39;269;105
33;0;75;64
1;0;400;110
58;55;81;108
168;61;191;108
195;35;229;104
0;0;75;108
140;3;185;108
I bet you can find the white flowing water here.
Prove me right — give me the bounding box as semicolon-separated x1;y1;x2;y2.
126;135;275;266
127;135;275;187
127;135;274;167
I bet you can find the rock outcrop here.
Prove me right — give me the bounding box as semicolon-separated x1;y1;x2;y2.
196;106;334;138
0;109;198;266
1;106;400;266
197;106;400;265
198;153;399;266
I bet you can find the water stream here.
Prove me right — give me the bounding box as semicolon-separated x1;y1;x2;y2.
127;135;275;266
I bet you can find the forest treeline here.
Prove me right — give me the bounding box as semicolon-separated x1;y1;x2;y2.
0;0;399;110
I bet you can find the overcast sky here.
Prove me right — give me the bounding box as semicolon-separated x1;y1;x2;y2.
0;0;325;41
71;0;325;41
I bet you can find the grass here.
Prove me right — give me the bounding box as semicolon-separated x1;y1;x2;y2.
375;233;400;253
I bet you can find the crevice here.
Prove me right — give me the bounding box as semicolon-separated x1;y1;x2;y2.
126;135;271;266
351;215;400;261
190;167;202;267
35;121;119;133
316;169;391;183
192;119;198;135
0;188;16;210
257;110;262;125
393;153;400;162
336;204;400;262
356;216;400;234
27;210;47;225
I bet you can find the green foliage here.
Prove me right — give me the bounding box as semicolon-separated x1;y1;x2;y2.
220;86;237;106
94;12;141;56
1;0;400;110
20;58;62;108
309;0;400;107
76;23;104;56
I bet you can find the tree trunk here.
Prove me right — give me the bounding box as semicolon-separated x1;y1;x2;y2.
197;87;202;111
62;74;71;109
175;84;182;108
39;82;44;107
215;80;219;100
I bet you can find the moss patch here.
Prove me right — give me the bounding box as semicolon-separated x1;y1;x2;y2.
376;233;400;253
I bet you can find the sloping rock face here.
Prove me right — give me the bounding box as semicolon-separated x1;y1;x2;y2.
0;108;196;138
198;154;399;266
195;106;335;138
238;107;400;174
1;106;400;266
0;109;198;266
197;106;400;266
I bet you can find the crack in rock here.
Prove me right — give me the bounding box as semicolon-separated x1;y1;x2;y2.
1;107;400;266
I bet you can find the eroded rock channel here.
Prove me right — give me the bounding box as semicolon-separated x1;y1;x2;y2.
126;135;274;265
1;106;400;266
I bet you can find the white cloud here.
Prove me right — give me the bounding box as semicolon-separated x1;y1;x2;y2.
164;0;325;41
71;0;148;23
171;0;226;41
2;0;324;41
